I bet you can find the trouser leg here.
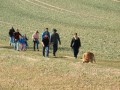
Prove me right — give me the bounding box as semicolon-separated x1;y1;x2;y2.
33;41;36;51
42;47;45;56
36;43;39;50
53;44;58;56
25;42;28;49
73;48;79;58
14;41;17;50
11;36;14;46
16;41;19;51
46;46;49;57
9;37;12;46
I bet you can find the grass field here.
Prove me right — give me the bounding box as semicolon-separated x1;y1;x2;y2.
0;0;120;90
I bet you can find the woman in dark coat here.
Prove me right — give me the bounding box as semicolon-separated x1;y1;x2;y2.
70;33;81;58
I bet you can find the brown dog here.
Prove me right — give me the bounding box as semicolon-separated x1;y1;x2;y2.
82;52;95;63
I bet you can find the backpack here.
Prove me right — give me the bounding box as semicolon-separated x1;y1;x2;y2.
42;31;50;40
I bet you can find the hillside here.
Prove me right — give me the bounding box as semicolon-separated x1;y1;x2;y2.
0;0;120;89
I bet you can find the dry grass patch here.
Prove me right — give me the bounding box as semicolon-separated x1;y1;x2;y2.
0;48;120;90
0;61;120;90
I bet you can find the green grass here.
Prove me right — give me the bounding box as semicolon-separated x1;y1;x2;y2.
0;0;120;60
0;0;120;89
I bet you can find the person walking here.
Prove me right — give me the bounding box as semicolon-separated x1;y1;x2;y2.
50;28;61;57
14;29;22;51
19;35;26;51
24;34;28;50
41;35;50;57
32;31;39;51
70;33;81;59
9;27;15;46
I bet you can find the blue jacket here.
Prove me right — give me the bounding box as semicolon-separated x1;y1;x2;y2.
42;31;50;40
19;37;26;44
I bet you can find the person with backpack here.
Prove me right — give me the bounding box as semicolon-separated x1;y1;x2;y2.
32;31;39;51
41;35;50;57
41;28;50;40
9;27;15;46
70;33;81;59
50;28;61;57
14;29;22;51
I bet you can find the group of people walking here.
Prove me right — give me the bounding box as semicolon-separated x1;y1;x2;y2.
9;27;81;58
9;27;28;51
32;28;61;57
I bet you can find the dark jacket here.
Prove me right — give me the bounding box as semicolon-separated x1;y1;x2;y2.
71;37;81;48
51;33;61;45
9;28;15;37
42;37;49;47
24;36;28;42
14;32;21;40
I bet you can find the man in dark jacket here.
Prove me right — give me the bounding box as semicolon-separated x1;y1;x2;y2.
42;35;50;57
14;29;22;51
9;27;15;46
50;29;61;57
70;33;81;58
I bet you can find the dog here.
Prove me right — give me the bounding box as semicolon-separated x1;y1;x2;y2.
82;52;95;63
